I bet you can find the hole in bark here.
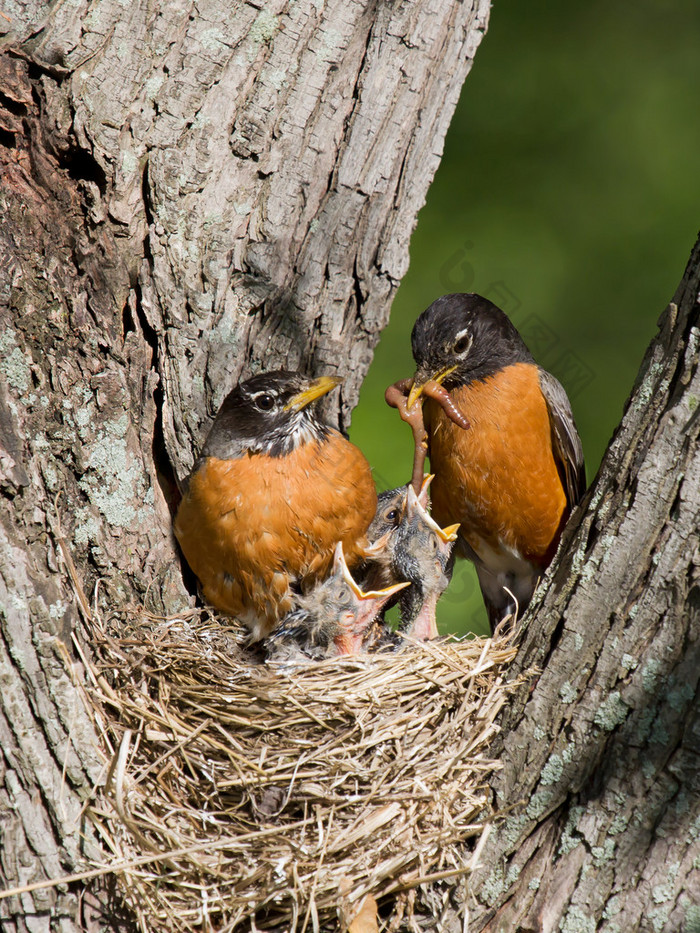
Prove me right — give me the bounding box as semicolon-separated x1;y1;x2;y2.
122;299;136;337
152;383;181;516
176;537;201;600
133;286;180;517
669;482;683;521
0;485;17;503
0;127;16;148
0;92;26;116
352;255;364;317
687;583;700;618
65;146;107;192
548;612;567;657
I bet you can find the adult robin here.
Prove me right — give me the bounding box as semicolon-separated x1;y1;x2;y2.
265;543;409;660
174;370;378;641
402;293;586;629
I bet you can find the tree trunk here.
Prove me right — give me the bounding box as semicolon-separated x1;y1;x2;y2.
463;238;700;931
0;1;489;929
3;1;699;930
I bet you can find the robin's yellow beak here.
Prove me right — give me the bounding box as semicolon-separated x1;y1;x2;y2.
407;364;458;409
285;375;342;412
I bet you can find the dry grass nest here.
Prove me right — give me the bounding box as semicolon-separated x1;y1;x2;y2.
75;608;527;932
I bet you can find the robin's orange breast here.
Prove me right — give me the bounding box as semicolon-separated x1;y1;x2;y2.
427;362;567;567
174;431;377;639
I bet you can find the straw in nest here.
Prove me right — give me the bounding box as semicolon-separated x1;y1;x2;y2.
64;607;525;933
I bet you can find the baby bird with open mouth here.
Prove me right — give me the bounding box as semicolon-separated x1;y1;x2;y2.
265;542;408;661
364;476;459;641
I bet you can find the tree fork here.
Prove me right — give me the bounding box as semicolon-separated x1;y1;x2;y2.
2;2;698;929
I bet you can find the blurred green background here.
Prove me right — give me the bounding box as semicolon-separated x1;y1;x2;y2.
350;0;700;637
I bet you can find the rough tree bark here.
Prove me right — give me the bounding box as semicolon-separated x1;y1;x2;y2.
0;1;489;930
1;1;698;932
463;241;700;932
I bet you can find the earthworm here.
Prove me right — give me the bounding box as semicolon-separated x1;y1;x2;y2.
385;380;429;494
421;380;470;430
385;378;470;493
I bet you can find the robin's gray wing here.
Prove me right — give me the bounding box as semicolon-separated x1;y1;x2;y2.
538;368;586;508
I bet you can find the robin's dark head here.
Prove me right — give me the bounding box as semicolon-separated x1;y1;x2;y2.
200;370;341;460
409;293;533;399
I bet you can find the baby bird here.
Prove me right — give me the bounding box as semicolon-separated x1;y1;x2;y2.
265;543;408;661
392;483;459;640
364;486;412;590
363;477;459;640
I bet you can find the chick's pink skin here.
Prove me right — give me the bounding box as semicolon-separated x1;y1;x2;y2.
406;591;440;641
333;586;401;655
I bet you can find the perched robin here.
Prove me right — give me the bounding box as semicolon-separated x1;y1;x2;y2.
174;370;378;640
265;543;409;660
363;477;458;640
404;293;586;629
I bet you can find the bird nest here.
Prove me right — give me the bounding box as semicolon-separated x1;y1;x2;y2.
75;609;525;932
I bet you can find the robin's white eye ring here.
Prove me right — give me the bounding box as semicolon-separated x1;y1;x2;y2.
255;394;275;411
453;335;471;355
